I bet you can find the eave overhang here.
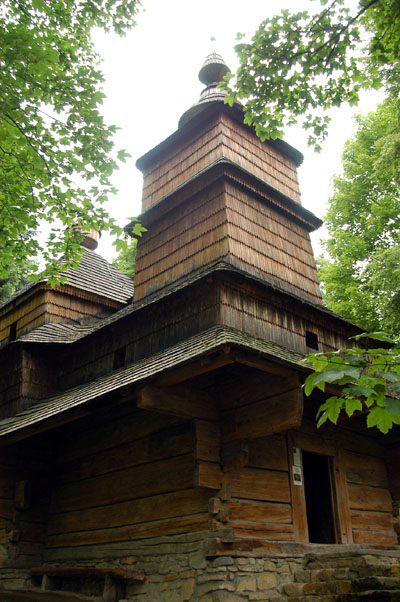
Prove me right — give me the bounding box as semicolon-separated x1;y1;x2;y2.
0;325;308;445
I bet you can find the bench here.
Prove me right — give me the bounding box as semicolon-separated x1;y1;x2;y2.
29;565;145;602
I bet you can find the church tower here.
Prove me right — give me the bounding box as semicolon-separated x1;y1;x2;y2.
132;53;351;355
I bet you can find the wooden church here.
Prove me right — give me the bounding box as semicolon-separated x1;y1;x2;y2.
0;53;399;601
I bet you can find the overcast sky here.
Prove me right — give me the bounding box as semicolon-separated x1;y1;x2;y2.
92;0;382;260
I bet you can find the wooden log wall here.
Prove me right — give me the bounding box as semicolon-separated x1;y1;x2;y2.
224;181;322;304
0;287;122;349
193;365;398;548
0;437;53;567
54;268;358;399
385;439;400;542
219;276;357;354
140;108;301;212
291;416;397;547
344;449;395;545
0;345;58;420
0;290;48;348
0;345;23;420
221;434;294;542
44;406;212;559
203;370;302;542
57;279;222;392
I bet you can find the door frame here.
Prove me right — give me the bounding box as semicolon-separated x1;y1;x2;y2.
287;432;353;544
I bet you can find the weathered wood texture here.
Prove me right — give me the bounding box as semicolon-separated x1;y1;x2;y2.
134;179;229;300
0;439;53;566
385;444;400;502
206;374;300;542
344;450;397;546
213;433;294;542
140;110;301;212
135;172;319;304
219;276;357;354
57;280;222;392
290;415;397;547
224;181;321;303
46;409;211;550
0;288;120;348
0;346;58;420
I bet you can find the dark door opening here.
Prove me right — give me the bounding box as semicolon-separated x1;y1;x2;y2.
302;451;336;543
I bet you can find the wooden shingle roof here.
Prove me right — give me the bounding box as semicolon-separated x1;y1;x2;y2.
0;325;308;443
0;249;134;311
16;261;357;347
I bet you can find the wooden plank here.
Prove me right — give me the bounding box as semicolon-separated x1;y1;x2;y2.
287;433;308;542
0;588;102;602
333;448;354;544
344;451;389;488
51;454;194;513
386;445;400;500
352;529;398;546
72;423;193;482
137;384;218;421
47;512;210;548
299;417;385;458
348;484;393;512
231;352;297;378
59;410;182;463
222;388;303;442
30;566;144;581
221;440;249;471
291;431;336;457
48;488;210;535
155;352;235;387
229;499;292;524
248;434;289;471
232;523;294;541
195;462;223;490
228;467;290;503
350;510;395;532
195;420;220;463
220;372;300;410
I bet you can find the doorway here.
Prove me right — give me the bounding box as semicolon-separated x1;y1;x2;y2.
302;451;337;543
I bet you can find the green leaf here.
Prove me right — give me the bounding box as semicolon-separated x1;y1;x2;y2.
367;406;396;434
343;397;362;418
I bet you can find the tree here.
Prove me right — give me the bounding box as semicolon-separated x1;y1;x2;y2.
223;0;400;149
318;99;400;335
222;0;400;433
0;0;142;283
0;257;38;303
112;237;137;280
304;332;400;434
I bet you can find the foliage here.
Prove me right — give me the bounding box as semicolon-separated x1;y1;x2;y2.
304;332;400;434
318;99;400;335
0;257;37;303
112;237;137;280
0;0;141;282
223;0;400;149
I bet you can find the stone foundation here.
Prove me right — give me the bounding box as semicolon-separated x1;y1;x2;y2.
1;532;400;600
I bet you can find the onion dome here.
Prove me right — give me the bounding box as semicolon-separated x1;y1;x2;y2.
179;52;232;127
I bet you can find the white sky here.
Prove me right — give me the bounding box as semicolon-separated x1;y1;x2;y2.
92;0;382;260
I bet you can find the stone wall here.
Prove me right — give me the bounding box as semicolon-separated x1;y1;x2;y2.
1;531;400;600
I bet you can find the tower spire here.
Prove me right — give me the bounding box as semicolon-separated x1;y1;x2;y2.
179;51;231;127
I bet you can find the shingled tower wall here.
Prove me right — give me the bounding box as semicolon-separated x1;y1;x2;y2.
133;53;323;306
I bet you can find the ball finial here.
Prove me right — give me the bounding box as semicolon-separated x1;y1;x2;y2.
198;51;230;86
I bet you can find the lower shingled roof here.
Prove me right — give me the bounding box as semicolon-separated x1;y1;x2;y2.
0;325;308;442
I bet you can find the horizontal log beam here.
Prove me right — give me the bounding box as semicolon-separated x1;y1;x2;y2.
222;387;303;441
137;384;218;421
